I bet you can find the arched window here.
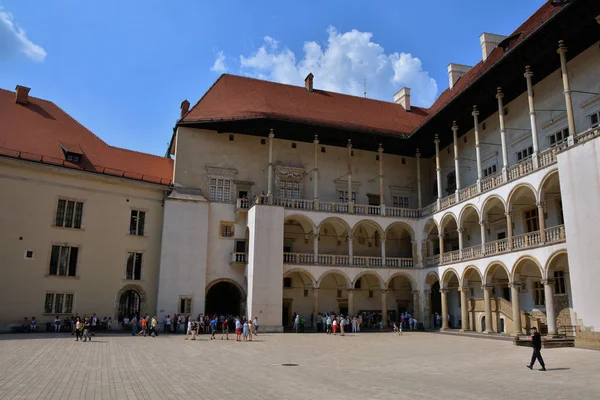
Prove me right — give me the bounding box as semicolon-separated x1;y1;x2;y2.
119;290;141;321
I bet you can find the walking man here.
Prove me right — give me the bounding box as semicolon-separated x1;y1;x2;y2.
527;327;546;371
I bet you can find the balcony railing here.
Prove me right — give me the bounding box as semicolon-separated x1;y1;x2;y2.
273;197;314;210
284;253;414;268
231;252;247;264
458;183;478;202
511;230;542;250
481;172;504;192
354;204;381;216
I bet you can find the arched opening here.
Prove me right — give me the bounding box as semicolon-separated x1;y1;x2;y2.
205;281;244;317
513;257;545;333
539;171;564;229
283;215;315;256
118;290;141;321
282;270;315;328
460;205;481;251
352;220;383;258
440;213;459;253
462;267;484;331
484;263;511;333
441;269;460;329
353;272;385;326
387;274;415;329
545;251;574;330
425;272;441;329
481;196;507;243
317;218;351;257
385;222;414;260
423;219;440;259
317;271;350;316
508;185;538;236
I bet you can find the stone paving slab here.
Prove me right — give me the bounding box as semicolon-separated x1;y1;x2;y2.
0;332;599;400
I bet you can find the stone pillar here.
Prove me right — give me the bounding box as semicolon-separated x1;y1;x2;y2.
416;149;422;208
347;289;355;317
440;289;449;330
411;240;418;266
557;41;576;136
457;227;465;252
543;280;557;336
421;240;428;263
313;135;319;207
381;290;388;327
506;211;513;250
538;202;546;243
348;235;353;265
480;220;487;254
510;282;522;335
496;88;509;181
414;240;422;266
452;121;461;202
378;143;385;214
424;289;432;329
312;289;319;330
435;134;442;207
482;285;493;333
347;139;353;213
267;129;275;201
459;287;469;331
472;106;483;192
313;233;319;261
381;238;386;267
438;234;445;256
524;66;540;168
412;290;421;322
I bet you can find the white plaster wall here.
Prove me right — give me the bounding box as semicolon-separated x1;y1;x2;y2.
557;135;600;330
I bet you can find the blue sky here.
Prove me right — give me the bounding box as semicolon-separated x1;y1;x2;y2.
0;0;546;156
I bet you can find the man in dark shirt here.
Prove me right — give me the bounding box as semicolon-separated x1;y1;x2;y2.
527;327;546;371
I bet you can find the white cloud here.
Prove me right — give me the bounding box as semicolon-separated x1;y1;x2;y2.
217;26;437;107
210;50;227;73
0;7;46;62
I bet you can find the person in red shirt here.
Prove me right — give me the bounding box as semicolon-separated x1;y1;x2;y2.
140;317;147;337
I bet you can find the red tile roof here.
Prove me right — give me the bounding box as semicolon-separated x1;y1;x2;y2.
0;88;173;185
181;74;429;136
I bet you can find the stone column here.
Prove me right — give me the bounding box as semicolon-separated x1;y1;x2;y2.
381;290;388;327
348;235;353;265
378;143;385;215
347;140;354;213
524;66;540;168
543;280;557;336
496;88;509;181
312;289;319;329
457;227;465;253
480;220;487;255
558;41;576;136
421;240;428;262
424;289;431;329
313;233;319;261
381;238;386;267
506;211;513;250
459;287;469;331
438;234;445;256
452;121;461;202
411;241;418;266
313;135;319;207
440;289;449;330
472;106;483;192
267;129;275;201
482;285;493;333
412;290;421;322
416;149;422;208
347;289;355;317
538;202;546;243
510;282;522;335
435;134;442;207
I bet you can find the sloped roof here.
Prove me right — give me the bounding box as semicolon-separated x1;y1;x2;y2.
181;74;429;136
0;88;173;185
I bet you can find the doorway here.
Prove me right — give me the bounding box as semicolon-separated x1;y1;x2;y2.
205;281;244;316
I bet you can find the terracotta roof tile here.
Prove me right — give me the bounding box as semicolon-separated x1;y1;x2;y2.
0;88;173;185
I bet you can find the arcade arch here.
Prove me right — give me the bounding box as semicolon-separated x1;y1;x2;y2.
317;218;351;256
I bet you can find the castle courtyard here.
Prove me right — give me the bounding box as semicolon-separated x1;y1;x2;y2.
0;332;598;400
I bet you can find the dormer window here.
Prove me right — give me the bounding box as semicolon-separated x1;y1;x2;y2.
59;142;83;164
66;153;81;163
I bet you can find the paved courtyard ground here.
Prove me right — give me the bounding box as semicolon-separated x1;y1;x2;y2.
0;331;599;400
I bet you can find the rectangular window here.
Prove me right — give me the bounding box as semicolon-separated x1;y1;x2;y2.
524;208;539;233
55;199;83;229
392;196;409;208
554;271;566;295
208;178;232;202
129;210;146;236
589;111;600;128
44;292;73;314
533;281;545;306
483;164;497;177
337;190;356;203
278;181;301;199
516;146;534;163
126;252;143;280
283;277;292;288
220;222;234;238
548;128;569;147
179;297;192;314
49;245;78;276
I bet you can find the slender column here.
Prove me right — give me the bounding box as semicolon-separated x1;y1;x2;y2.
434;135;442;207
381;290;388;327
482;285;493;333
381;238;386;267
557;41;576;136
416;149;422;208
414;240;422;266
524;66;540;168
459;287;469;331
510;282;522;335
412;290;421;322
424;289;432;329
440;289;449;330
480;220;487;254
472;106;483;192
457;227;465;252
267;129;275;200
313;135;319;206
348;235;353;265
452;121;461;202
496;88;509;180
538;202;546;243
312;289;319;330
313;233;319;261
543;280;557;336
438;234;445;256
421;240;428;263
347;140;353;213
347;289;355;317
506;211;513;250
378;144;384;211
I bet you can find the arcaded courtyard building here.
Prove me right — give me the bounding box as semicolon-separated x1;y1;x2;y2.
1;0;600;347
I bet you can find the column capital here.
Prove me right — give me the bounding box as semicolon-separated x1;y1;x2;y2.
458;286;470;293
508;282;521;289
479;220;487;227
505;211;513;219
451;121;458;132
434;134;440;144
481;284;494;291
472;105;479;117
438;233;445;240
380;289;388;295
415;148;421;158
424;289;431;294
346;288;354;295
313;134;319;144
457;227;466;234
378;143;383;153
496;87;504;99
439;288;449;294
536;201;546;209
347;139;352;149
312;288;320;294
412;290;420;295
542;279;555;286
524;65;533;78
314;232;319;238
269;128;275;138
557;40;567;54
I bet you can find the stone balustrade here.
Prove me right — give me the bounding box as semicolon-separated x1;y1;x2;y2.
282;253;414;268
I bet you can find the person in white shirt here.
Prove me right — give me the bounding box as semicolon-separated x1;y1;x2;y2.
185;318;193;340
54;316;61;333
351;317;357;333
253;317;259;335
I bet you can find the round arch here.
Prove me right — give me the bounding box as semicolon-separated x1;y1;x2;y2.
459;204;481;229
544;249;568;280
507;183;539;209
385;272;417;291
441;268;461;288
316;269;351;289
538;169;560;202
440;212;459;233
284;214;317;235
317;217;352;235
423;218;439;235
481;195;507;217
462;265;484;283
425;271;440;286
384;221;415;240
205;278;246;316
351;219;384;237
352;271;385;290
483;261;512;284
511;255;544;281
283;268;317;288
114;284;147;320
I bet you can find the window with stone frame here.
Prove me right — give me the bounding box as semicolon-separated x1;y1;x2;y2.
208;178;232;202
44;293;74;314
219;221;234;238
483;164;497;177
516;146;533;163
548;127;569;147
55;199;83;229
279;180;301;199
554;271;566;295
392;195;409;208
129;210;145;236
523;207;539;233
338;190;357;203
533;281;545;306
49;245;78;277
275;166;305;199
589;110;600;128
126;252;143;280
179;297;192;314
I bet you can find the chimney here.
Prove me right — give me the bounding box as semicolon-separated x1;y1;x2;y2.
180;99;190;120
447;63;472;89
305;73;314;92
480;33;508;61
15;85;31;105
393;87;411;111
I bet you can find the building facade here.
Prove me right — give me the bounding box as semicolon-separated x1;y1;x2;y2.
1;0;599;347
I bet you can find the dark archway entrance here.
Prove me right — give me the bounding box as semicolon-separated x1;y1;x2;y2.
205;282;244;316
430;281;442;316
118;290;141;320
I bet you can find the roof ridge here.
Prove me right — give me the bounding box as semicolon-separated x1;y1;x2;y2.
108;144;172;160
